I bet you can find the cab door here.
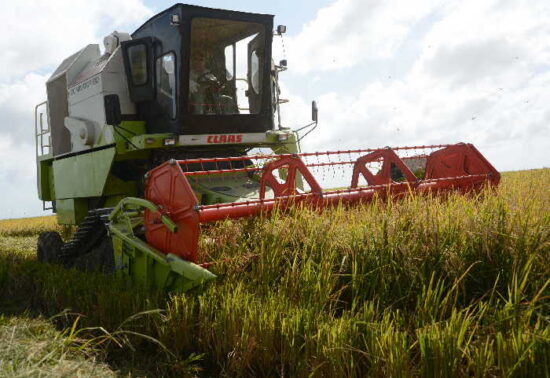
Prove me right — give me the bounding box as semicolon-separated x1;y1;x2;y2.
247;33;264;114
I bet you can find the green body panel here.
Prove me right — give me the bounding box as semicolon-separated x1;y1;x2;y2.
56;198;88;224
108;198;215;292
36;157;54;201
191;172;272;204
103;173;138;197
266;131;301;154
100;121;147;146
53;147;116;199
127;133;174;151
103;195;131;209
36;121;147;204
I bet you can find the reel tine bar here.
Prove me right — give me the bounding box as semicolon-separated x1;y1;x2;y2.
144;143;500;262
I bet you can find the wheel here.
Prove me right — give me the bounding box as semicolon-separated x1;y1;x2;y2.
37;232;64;264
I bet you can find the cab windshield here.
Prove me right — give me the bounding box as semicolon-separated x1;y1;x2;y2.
189;18;265;115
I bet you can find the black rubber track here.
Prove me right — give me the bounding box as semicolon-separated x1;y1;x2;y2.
36;208;115;273
37;231;64;264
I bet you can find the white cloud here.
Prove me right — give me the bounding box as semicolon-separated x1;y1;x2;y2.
285;0;441;74
280;0;550;171
0;73;49;142
0;0;152;81
299;70;550;171
0;137;44;219
0;0;152;219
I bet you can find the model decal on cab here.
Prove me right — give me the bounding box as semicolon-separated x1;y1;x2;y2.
207;135;243;143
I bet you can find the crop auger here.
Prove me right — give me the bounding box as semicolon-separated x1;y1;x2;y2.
34;4;500;292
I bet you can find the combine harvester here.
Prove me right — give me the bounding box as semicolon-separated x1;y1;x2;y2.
34;4;500;291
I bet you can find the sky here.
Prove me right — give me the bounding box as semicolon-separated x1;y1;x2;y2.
0;0;548;219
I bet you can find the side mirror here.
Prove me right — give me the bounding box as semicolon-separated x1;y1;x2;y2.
277;25;287;35
279;59;287;68
104;94;122;125
312;101;318;123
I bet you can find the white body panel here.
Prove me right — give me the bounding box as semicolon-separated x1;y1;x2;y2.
47;32;134;153
67;47;135;151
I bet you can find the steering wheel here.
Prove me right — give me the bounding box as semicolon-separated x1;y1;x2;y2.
197;72;226;92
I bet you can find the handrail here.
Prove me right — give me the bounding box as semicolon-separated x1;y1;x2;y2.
109;197;178;233
34;101;49;157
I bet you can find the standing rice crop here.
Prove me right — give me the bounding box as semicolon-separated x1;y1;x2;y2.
1;169;548;376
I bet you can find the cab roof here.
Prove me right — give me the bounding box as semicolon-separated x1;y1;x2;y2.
132;3;273;36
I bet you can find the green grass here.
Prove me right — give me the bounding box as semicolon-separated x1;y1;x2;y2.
0;314;115;377
0;169;549;377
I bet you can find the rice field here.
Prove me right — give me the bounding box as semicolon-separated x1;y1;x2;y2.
0;169;549;377
0;215;60;237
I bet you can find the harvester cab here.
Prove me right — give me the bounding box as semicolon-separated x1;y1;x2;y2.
34;4;500;292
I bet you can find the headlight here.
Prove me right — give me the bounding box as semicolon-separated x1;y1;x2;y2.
163;138;176;146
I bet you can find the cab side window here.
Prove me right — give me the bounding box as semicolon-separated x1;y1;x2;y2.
128;44;148;85
156;53;177;119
